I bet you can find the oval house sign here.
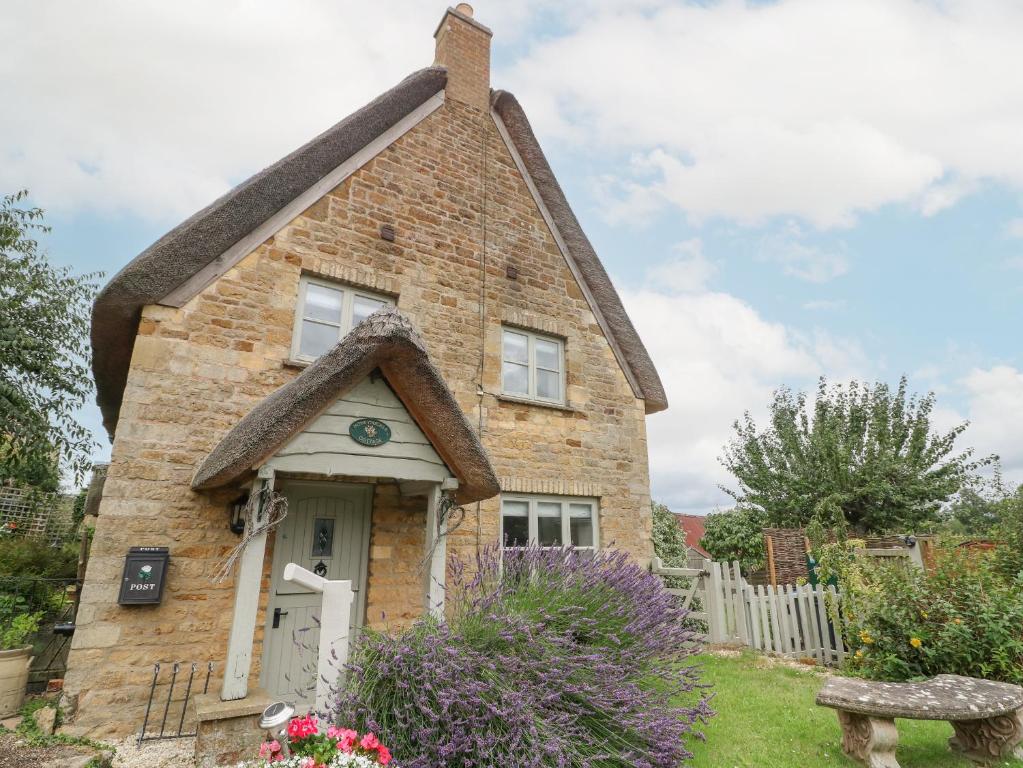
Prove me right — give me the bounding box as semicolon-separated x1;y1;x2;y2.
349;418;391;447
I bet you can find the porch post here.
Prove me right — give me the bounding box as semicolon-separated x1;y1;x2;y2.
423;483;445;618
221;466;274;701
423;478;460;618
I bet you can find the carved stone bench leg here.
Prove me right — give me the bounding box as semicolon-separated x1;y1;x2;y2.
949;708;1023;764
836;710;901;768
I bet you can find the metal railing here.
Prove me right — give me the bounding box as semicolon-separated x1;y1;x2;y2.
138;661;214;745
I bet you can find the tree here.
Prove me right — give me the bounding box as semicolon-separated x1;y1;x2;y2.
991;485;1023;581
943;488;1001;535
0;191;99;488
721;377;991;535
700;507;767;573
651;502;691;589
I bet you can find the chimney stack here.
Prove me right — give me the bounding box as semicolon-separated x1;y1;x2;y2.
434;4;492;112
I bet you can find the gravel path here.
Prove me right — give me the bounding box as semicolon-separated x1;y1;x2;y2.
111;735;197;767
0;731;99;768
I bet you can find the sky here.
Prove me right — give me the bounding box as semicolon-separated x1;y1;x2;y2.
4;0;1023;514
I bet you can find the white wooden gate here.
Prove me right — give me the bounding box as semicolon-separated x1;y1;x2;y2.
652;557;848;665
744;582;846;665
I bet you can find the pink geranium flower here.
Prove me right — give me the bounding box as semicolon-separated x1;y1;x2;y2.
360;732;380;750
377;745;392;765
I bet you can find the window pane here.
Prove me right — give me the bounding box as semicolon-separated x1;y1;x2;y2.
304;283;343;324
502;515;529;547
535;338;560;371
537;502;561;547
311;518;335;557
536;369;560;400
569;505;594;548
502;500;529;517
502;362;528;395
300;320;340;358
502;330;528;364
501;501;529;547
352;295;387;327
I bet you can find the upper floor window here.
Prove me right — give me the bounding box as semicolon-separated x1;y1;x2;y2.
500;495;598;555
291;275;392;362
501;327;564;404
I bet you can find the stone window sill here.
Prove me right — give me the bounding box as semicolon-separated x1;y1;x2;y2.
496;394;580;414
283;358;312;370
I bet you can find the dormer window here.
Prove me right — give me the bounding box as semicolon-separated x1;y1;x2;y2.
291;275;391;362
501;327;565;405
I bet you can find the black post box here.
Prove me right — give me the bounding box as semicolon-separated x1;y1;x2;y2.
118;547;170;605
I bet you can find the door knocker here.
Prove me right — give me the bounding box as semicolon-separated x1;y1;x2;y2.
313;560;328;577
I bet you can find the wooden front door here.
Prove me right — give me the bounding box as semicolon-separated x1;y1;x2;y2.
260;481;372;708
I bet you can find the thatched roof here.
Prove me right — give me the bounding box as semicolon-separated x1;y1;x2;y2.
92;67;448;437
92;64;668;438
191;309;500;505
492;91;666;413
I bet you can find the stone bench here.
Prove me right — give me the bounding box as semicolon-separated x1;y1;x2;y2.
816;674;1023;767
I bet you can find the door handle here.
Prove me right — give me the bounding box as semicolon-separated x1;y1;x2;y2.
272;608;288;629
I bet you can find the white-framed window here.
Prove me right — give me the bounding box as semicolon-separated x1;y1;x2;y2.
500;495;598;554
291;275;392;362
501;327;565;404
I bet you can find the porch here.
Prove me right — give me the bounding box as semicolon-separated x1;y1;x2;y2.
185;311;500;762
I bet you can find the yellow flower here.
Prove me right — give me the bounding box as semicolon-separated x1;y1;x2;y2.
920;610;928;619
855;649;864;660
910;637;922;649
859;630;874;645
953;618;962;625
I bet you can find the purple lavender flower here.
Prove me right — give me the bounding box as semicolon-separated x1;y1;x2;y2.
335;544;714;767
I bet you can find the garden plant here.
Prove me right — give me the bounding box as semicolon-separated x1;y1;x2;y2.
252;713;392;767
821;541;1023;684
335;545;712;768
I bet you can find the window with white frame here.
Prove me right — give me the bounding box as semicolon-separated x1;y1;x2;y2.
500;495;597;554
291;276;392;362
501;327;564;404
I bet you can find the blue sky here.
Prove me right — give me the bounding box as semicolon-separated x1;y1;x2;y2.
5;0;1023;512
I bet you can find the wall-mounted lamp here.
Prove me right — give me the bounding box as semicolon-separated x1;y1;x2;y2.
229;495;249;535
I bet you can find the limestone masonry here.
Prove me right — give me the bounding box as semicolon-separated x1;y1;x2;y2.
63;6;664;740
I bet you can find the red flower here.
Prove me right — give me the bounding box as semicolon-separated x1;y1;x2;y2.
359;732;380;750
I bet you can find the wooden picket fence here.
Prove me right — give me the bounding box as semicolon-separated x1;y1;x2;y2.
652;557;848;666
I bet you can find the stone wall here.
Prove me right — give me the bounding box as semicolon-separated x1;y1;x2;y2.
64;17;654;738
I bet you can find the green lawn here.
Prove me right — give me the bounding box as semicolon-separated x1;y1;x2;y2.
684;652;1023;768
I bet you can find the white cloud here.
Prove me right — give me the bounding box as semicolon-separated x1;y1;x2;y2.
644;238;717;293
621;272;871;513
959;366;1023;479
803;299;846;311
758;222;849;282
505;0;1023;228
0;1;531;219
1005;218;1023;239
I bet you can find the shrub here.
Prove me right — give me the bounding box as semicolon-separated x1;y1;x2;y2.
336;545;712;768
843;546;1023;684
0;594;42;649
700;507;766;573
991;488;1023;582
0;536;78;613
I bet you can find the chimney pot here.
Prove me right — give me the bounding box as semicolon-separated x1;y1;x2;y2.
455;3;473;17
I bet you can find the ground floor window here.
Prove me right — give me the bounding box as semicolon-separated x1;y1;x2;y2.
500;495;598;554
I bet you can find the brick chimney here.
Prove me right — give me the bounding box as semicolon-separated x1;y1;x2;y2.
434;4;492;112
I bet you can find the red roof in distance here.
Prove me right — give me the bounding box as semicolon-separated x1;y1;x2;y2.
675;513;710;557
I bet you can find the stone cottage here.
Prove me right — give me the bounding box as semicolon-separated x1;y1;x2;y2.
62;3;667;749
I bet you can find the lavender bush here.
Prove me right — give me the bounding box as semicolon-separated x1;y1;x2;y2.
335;545;713;767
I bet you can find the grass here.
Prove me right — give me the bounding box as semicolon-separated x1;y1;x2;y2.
684;652;1023;768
